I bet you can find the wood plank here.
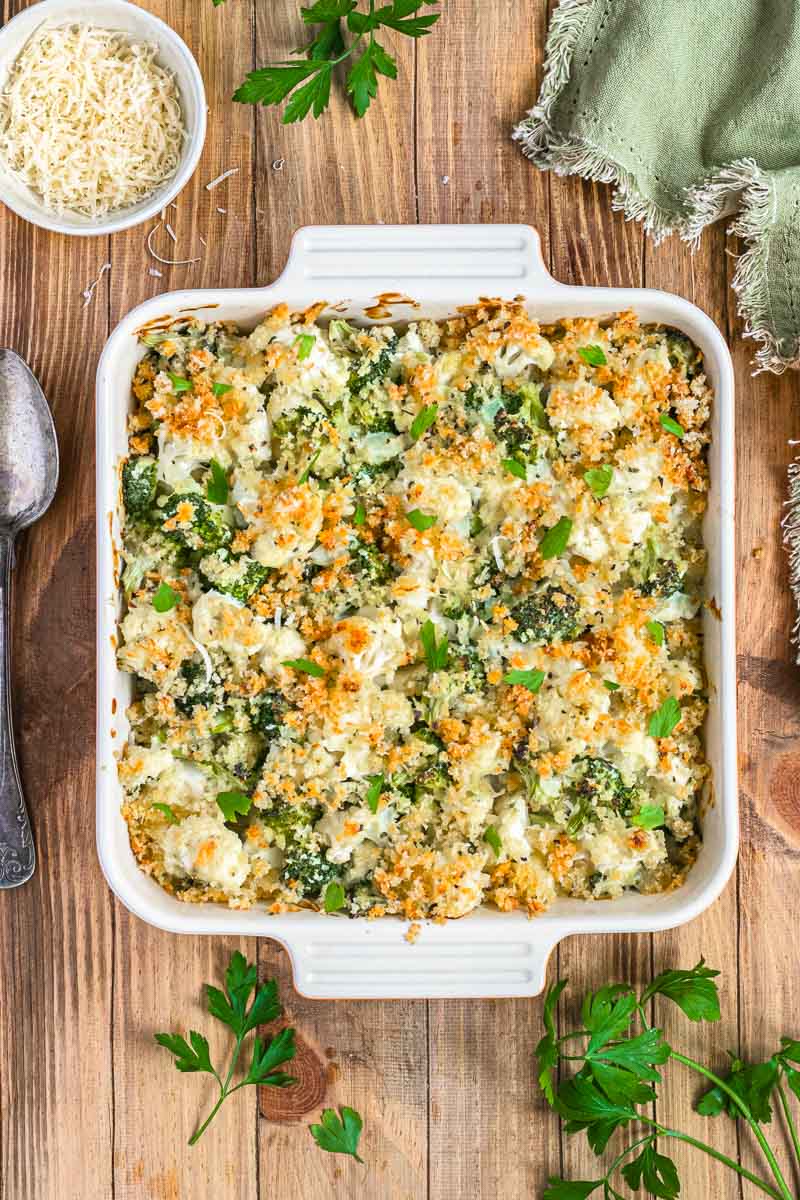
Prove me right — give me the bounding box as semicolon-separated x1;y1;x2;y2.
104;0;262;1196
416;4;560;1197
644;226;740;1199
0;215;113;1196
251;7;424;1199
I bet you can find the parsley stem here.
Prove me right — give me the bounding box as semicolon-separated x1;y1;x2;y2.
189;1088;229;1146
188;1035;245;1146
777;1080;800;1171
604;1133;654;1183
669;1053;795;1200
637;1118;784;1200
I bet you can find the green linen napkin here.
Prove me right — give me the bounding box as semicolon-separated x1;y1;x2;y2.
514;0;800;375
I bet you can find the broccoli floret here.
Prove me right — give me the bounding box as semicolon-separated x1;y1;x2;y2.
351;459;402;489
160;493;232;554
174;659;224;716
248;692;283;739
200;550;270;602
510;586;582;645
566;756;631;836
348;337;397;396
261;801;317;840
349;536;393;584
281;843;339;899
414;764;450;802
216;731;266;784
450;643;487;693
665;330;703;380
122;456;157;518
493;383;550;463
631;540;683;598
273;405;323;441
349;393;397;434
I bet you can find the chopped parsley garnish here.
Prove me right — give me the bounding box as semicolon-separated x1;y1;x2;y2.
503;668;546;693
294;333;316;361
168;372;192;393
648;696;681;738
660;413;685;439
410;403;438;441
578;344;607;367
484;825;502;856
632;803;666;829
323;881;346;913
603;679;621;692
584;464;613;498
407;508;437;532
212;381;233;397
216;789;253;821
353;502;366;526
151;802;178;823
282;658;326;678
299;448;321;484
420;619;449;671
502;458;528;480
646;620;665;646
539;516;572;560
207;459;229;505
152;582;180;613
365;773;384;813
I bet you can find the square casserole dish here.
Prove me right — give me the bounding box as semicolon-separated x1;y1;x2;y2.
96;224;737;999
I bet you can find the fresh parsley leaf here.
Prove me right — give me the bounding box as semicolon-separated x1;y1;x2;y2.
234;61;329;118
536;978;567;1105
583;464;613;498
155;951;296;1145
420;619;448;671
216;789;253;822
539;516;572;560
324;881;346;913
365;773;384;813
632;803;665;829
243;1026;297;1087
554;1073;635;1151
362;0;441;37
168;372;192;393
621;1144;680;1199
407;508;437;532
207;458;229;505
582;986;638;1052
591;1027;671;1081
309;1105;364;1163
151;802;178;823
212;381;233;397
502;457;528;480
578;344;607;367
155;1030;215;1075
786;1066;800;1102
503;668;545;693
603;679;620;691
646;619;665;646
660;413;685;438
647;696;681;739
347;40;397;117
642;959;721;1022
588;1061;656;1106
543;1181;602;1200
484;825;502;856
294;332;316;360
152;581;180;613
299;448;321;484
303;0;357;21
282;657;326;677
410;403;438;441
697;1056;779;1125
780;1037;800;1066
353;501;366;525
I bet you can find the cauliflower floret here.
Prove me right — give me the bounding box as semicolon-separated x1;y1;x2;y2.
118;597;194;687
161;814;249;893
493;790;531;861
117;742;175;792
260;625;307;676
192;590;269;673
325;612;407;680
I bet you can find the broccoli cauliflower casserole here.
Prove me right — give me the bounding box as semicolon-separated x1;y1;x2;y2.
116;300;711;921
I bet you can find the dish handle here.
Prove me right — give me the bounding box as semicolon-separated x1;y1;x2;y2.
271;223;562;306
277;927;563;1001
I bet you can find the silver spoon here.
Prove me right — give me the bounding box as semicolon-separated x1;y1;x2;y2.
0;350;58;887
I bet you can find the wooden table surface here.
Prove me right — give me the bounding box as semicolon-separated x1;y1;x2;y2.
2;1;799;1197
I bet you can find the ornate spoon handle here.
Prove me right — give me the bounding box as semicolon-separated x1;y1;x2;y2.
0;533;34;886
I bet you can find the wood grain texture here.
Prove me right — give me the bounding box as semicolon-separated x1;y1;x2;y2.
0;0;796;1196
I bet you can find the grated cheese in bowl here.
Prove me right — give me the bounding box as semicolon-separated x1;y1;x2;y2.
0;23;186;219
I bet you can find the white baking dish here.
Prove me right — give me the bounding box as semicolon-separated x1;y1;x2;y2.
96;224;737;999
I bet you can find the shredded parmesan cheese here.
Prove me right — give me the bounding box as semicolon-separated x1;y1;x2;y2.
0;24;186;218
205;167;238;191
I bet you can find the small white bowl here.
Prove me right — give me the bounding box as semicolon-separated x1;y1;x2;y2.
0;0;206;237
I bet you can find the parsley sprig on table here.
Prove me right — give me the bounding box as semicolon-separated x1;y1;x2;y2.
231;1;441;123
156;951;365;1158
538;960;800;1200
